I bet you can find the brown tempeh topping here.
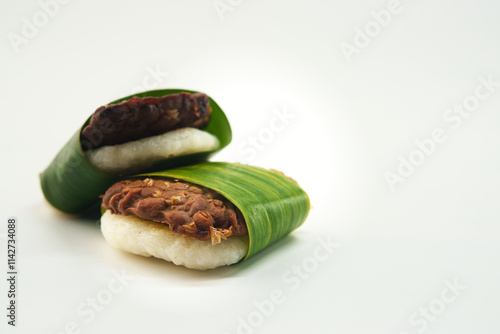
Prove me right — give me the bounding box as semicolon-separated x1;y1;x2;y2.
81;92;211;150
102;178;248;245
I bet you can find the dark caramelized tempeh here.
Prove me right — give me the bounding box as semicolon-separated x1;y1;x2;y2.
81;92;211;149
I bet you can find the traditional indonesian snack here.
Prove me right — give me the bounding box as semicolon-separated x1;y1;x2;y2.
101;178;249;270
100;162;310;270
82;92;218;174
40;89;232;214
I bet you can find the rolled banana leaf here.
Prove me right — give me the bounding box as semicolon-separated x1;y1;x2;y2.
40;89;232;214
139;162;310;259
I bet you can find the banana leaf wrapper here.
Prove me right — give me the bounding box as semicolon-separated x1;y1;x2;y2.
138;162;310;260
40;89;232;214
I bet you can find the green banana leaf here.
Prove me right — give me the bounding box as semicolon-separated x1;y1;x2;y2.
40;89;232;214
139;162;310;259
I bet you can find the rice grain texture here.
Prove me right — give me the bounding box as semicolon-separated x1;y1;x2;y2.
100;210;249;270
86;128;219;174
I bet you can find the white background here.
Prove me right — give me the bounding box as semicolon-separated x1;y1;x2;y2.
1;0;500;333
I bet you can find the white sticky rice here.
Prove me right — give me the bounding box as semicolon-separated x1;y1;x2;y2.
100;210;249;270
86;127;219;174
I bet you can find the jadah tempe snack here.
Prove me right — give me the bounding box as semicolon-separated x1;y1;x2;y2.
99;162;310;270
82;92;216;174
40;89;232;214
